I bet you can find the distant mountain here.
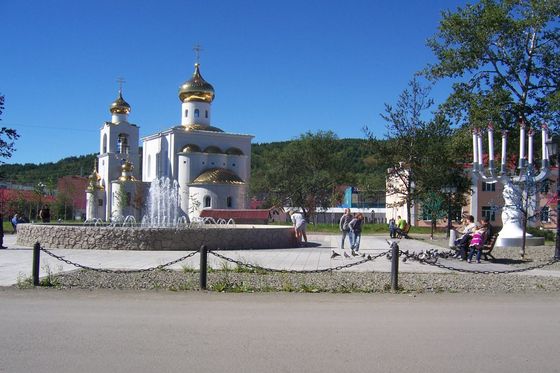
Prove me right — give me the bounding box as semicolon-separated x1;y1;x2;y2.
0;138;385;189
0;154;97;185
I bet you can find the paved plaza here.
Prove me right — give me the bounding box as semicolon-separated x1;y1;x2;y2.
2;232;560;286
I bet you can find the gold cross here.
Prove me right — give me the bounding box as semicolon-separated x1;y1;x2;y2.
116;77;126;94
193;44;203;64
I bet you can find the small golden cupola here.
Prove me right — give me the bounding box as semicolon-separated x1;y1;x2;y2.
118;160;136;182
110;90;131;115
86;161;104;191
178;63;215;103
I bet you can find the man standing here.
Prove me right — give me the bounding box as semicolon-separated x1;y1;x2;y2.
332;208;352;258
0;213;6;249
39;205;51;223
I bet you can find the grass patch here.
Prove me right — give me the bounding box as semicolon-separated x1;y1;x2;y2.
181;264;197;273
16;273;33;289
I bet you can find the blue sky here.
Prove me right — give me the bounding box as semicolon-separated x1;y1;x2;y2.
2;0;467;165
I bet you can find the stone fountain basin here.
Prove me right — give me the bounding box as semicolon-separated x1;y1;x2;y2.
16;224;297;251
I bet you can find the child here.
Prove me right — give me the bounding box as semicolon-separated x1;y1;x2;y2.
467;225;487;263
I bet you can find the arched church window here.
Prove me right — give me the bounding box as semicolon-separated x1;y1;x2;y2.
195;109;200;118
102;134;107;154
227;196;232;208
205;110;208;118
185;109;188;117
118;134;129;154
204;196;211;208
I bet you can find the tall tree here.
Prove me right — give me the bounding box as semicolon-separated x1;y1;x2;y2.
426;0;560;130
0;94;19;164
366;77;469;224
251;131;344;219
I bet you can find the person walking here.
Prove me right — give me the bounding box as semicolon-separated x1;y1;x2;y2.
39;205;51;223
331;208;352;258
349;213;364;256
388;218;396;238
289;210;308;247
0;213;6;249
11;214;18;234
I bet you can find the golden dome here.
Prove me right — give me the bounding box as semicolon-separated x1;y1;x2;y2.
225;147;244;155
178;63;215;103
191;168;245;185
86;164;104;191
203;145;222;154
185;123;223;132
181;144;202;153
118;160;136;181
110;91;131;114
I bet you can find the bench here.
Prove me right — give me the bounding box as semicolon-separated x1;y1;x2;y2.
480;233;498;261
396;224;411;239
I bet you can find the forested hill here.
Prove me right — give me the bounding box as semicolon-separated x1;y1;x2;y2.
1;138;384;187
0;154;97;185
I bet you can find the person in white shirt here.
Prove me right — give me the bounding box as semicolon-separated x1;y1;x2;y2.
289;210;308;247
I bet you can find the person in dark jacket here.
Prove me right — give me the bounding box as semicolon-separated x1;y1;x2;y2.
349;213;364;256
0;213;6;249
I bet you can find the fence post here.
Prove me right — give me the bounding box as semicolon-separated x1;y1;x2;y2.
390;241;399;292
199;245;207;290
32;242;41;286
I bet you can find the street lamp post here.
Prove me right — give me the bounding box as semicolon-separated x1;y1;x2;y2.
441;186;457;239
545;136;560;260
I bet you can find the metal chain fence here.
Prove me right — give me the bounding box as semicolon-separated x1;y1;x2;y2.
39;247;199;274
396;249;559;275
208;249;391;274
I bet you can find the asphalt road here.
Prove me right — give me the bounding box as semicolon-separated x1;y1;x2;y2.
1;290;559;373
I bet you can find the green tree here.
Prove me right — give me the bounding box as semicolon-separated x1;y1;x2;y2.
426;0;560;130
252;131;345;219
366;77;470;224
0;94;20;164
420;191;447;239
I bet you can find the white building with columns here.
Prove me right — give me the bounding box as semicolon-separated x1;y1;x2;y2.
86;63;253;221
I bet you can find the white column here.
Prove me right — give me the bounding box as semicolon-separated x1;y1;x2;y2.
542;123;548;161
520;122;526;161
528;129;534;164
477;130;483;168
501;131;508;166
488;123;494;161
472;129;479;165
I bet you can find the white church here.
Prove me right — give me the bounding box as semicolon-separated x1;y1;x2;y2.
85;62;253;221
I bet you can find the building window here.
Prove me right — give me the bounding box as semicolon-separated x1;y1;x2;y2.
541;206;550;222
204;196;211;208
185;109;188;117
481;206;496;222
482;182;496;192
205;110;208;118
227;196;232;208
195;109;200;118
118;134;129;154
98;199;103;207
126;192;131;207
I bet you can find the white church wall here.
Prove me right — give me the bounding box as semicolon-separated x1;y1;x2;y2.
188;184;247;218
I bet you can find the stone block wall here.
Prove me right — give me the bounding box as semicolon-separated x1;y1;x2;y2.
16;224;297;251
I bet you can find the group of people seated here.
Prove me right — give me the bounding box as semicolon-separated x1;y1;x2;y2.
453;215;493;263
388;216;410;239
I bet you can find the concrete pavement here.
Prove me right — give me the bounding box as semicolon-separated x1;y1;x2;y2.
1;232;559;286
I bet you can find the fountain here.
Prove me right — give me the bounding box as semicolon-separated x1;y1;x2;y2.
17;176;297;250
142;177;181;228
